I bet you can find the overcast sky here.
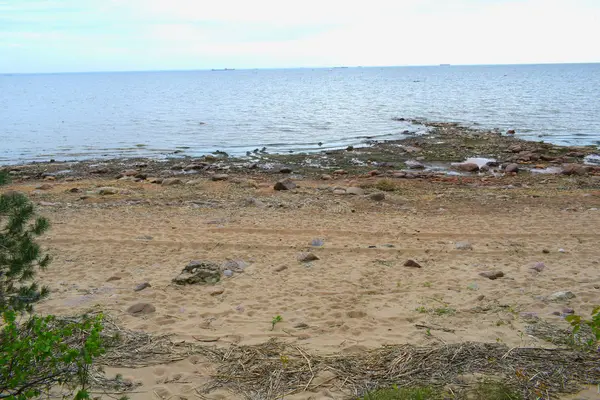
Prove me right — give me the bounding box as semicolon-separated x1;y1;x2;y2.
1;0;599;73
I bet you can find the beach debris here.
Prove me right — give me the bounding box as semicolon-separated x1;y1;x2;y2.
467;283;479;291
274;178;296;191
294;322;310;329
211;174;229;181
530;262;546;272
455;241;473;250
404;259;422;268
479;271;505;280
476;295;485;301
172;261;221;285
162;178;183;186
548;291;576;301
127;303;156;316
345;187;365;196
505;163;520;173
370;192;386;201
298;252;319;262
134;282;151;292
311;238;324;247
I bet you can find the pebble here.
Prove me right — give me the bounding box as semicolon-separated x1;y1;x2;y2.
320;174;332;180
403;259;422;268
223;269;234;277
211;174;229;181
333;189;346;195
274;265;288;272
558;248;566;253
311;238;325;247
347;310;367;318
476;295;485;301
530;262;546;272
106;276;122;282
127;303;156;316
479;271;505;280
562;308;575;314
209;287;225;296
36;183;53;190
370;192;386;201
542;249;550;254
279;167;293;173
548;291;576;301
345;187;365;196
455;241;473;250
97;187;120;195
298;252;319;262
520;312;538;319
134;282;151;292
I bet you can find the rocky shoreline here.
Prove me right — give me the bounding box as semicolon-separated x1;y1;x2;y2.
3;121;599;185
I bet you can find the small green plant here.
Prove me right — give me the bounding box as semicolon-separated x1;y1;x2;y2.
565;306;600;350
433;307;456;316
422;282;432;288
374;179;398;192
415;306;427;314
362;385;443;400
471;379;524;400
271;315;283;331
425;329;431;337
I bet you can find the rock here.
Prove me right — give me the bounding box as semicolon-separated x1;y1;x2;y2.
370;192;385;201
530;262;546;272
211;174;229;181
294;322;310;329
405;160;425;170
69;188;81;193
209;287;225;296
127;303;156;316
279;167;293;174
223;270;234;277
90;167;110;174
120;169;138;177
548;291;575;301
507;129;516;135
347;310;367;318
561;164;590;176
274;178;296;191
455;241;473;250
222;259;247;272
162;178;183;186
274;265;288;272
476;295;485;301
479;271;505;280
320;174;332;180
345;187;365;196
172;261;221;285
562;308;575;315
542;249;550;254
346;145;354;151
454;163;479;172
134;282;151;292
333;189;346;195
479;165;490;172
36;184;53;190
106;276;122;282
148;177;163;184
505;163;520;173
333;169;348;175
368;170;381;176
97;187;120;195
311;238;325;247
184;163;205;171
44;176;56;181
244;197;266;208
298;252;319;262
186;179;203;185
403;259;422;268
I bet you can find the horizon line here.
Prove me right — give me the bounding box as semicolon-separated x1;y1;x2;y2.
2;61;599;76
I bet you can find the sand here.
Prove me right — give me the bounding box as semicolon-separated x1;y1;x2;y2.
5;175;600;399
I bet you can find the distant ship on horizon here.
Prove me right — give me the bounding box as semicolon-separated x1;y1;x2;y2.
439;64;451;66
211;68;235;71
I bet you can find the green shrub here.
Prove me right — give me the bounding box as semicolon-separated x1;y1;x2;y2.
565;306;600;350
374;179;398;192
362;386;443;400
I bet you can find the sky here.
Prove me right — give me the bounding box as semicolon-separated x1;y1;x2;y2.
1;0;599;73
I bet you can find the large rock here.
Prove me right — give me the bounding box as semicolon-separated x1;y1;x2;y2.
454;163;480;172
561;164;590;176
345;187;365;196
172;261;221;285
405;160;425;170
274;178;296;191
505;163;520;173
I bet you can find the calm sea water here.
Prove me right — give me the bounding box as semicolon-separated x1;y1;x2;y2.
1;63;599;164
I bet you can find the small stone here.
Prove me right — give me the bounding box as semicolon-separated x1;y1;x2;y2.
274;265;288;272
507;129;516;135
134;282;151;292
479;271;505;280
347;310;367;318
333;169;348;175
162;178;183;186
97;187;120;195
279;167;293;173
332;189;346;195
530;262;546;272
209;287;225;296
106;276;122;282
320;174;332;180
274;178;296;191
120;169;138;177
69;187;81;193
454;163;479;172
370;192;385;201
222;259;247;272
298;252;319;262
244;197;266;208
345;187;365;196
294;322;310;329
558;248;566;253
148;177;163;184
562;308;575;315
346;145;354;151
542;249;550;254
211;174;229;181
223;269;234;277
455;241;473;250
505;163;520;173
520;312;538;319
368;170;381;176
36;183;53;190
561;164;590;176
127;303;156;316
548;291;575;301
311;238;324;247
476;295;485;301
44;176;56;181
403;259;422;268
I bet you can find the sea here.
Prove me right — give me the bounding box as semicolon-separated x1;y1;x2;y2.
1;63;599;164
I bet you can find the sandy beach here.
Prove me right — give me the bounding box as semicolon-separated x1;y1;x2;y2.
3;123;600;399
